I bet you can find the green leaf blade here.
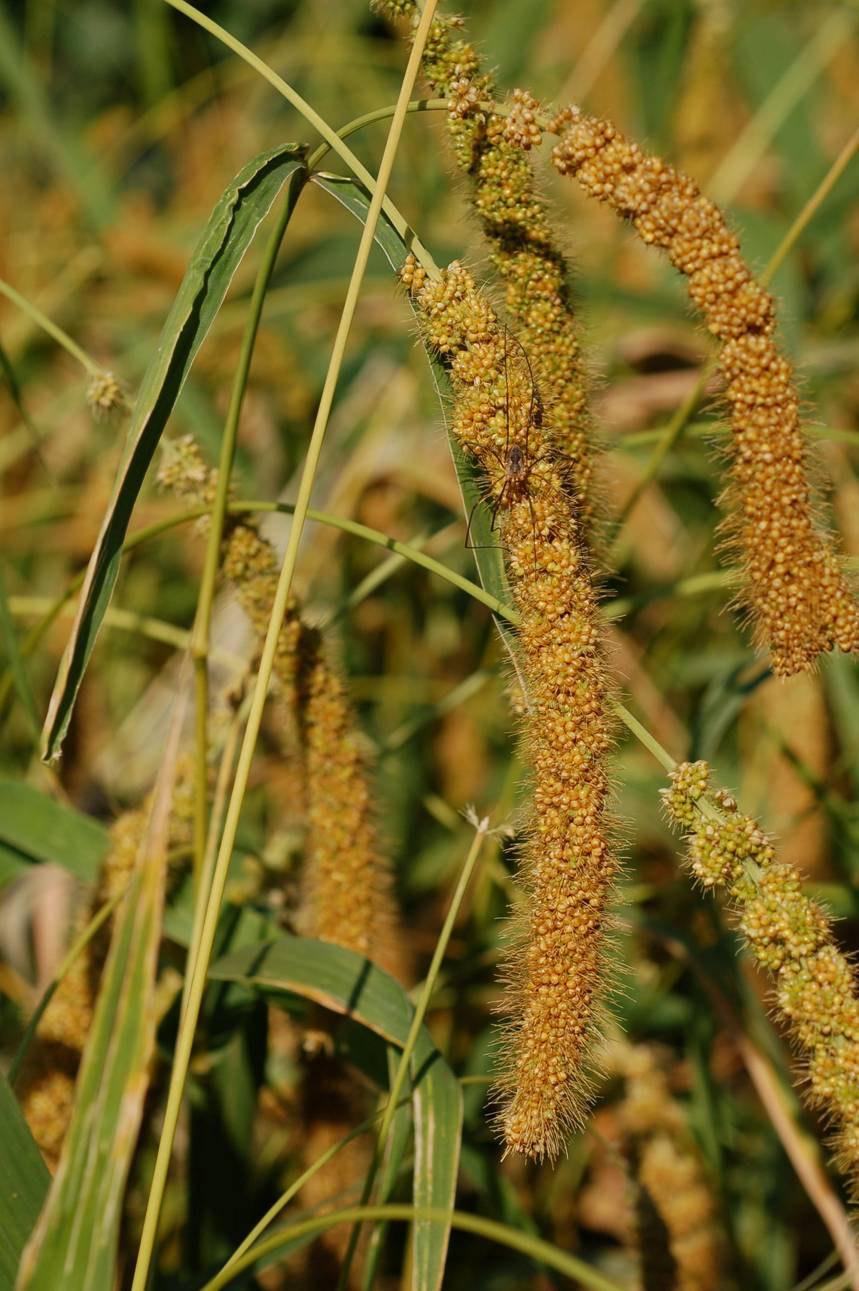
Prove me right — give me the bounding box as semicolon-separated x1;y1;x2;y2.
211;936;461;1291
16;777;175;1291
0;781;108;887
42;146;309;762
0;1075;50;1291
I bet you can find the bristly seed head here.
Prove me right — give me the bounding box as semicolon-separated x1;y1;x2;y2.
664;760;859;1197
551;105;859;677
408;260;617;1161
376;0;598;526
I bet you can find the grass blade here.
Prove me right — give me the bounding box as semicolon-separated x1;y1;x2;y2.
411;1037;463;1291
0;1074;50;1290
210;935;462;1290
0;781;108;887
16;732;182;1291
42;146;308;763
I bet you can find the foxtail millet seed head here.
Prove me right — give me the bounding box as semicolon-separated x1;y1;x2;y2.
295;624;409;983
607;1042;724;1291
374;0;598;524
407;259;617;1160
663;760;859;1196
158;437;406;980
550;106;859;677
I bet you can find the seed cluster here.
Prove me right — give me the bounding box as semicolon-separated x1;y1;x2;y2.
158;436;304;698
664;761;859;1191
551;107;859;676
410;260;615;1160
296;624;406;981
159;438;405;980
374;1;597;523
609;1043;723;1291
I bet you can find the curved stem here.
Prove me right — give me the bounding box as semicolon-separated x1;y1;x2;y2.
0;276;100;376
201;1203;624;1291
0;502;517;720
163;0;439;277
337;816;490;1287
189;191;301;883
306;96;449;171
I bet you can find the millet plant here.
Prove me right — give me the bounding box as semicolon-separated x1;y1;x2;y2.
1;2;859;1289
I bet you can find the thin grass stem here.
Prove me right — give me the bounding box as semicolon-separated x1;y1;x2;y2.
761;123;859;287
5;595;243;665
163;0;439;276
0;276;100;376
201;1203;624;1291
129;10;440;1285
188;191;301;884
305;96;449;171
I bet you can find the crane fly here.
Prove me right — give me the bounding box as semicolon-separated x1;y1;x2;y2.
464;326;550;573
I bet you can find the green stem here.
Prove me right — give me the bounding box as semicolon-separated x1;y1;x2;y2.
206;1096;406;1289
188;192;300;884
612;700;677;773
338;816;490;1288
163;0;439;277
0;276;100;375
202;1203;624;1291
306;97;450;171
6;595;244;662
129;9;440;1285
761;123;859;288
0;501;517;715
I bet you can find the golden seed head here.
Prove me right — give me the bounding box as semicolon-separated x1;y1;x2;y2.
552;107;859;675
377;0;597;523
413;263;615;1160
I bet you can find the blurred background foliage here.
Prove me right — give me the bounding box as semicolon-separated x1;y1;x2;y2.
1;0;859;1287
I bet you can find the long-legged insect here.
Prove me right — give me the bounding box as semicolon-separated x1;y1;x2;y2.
464;326;553;573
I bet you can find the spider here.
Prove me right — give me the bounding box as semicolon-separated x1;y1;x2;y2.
464;327;567;572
